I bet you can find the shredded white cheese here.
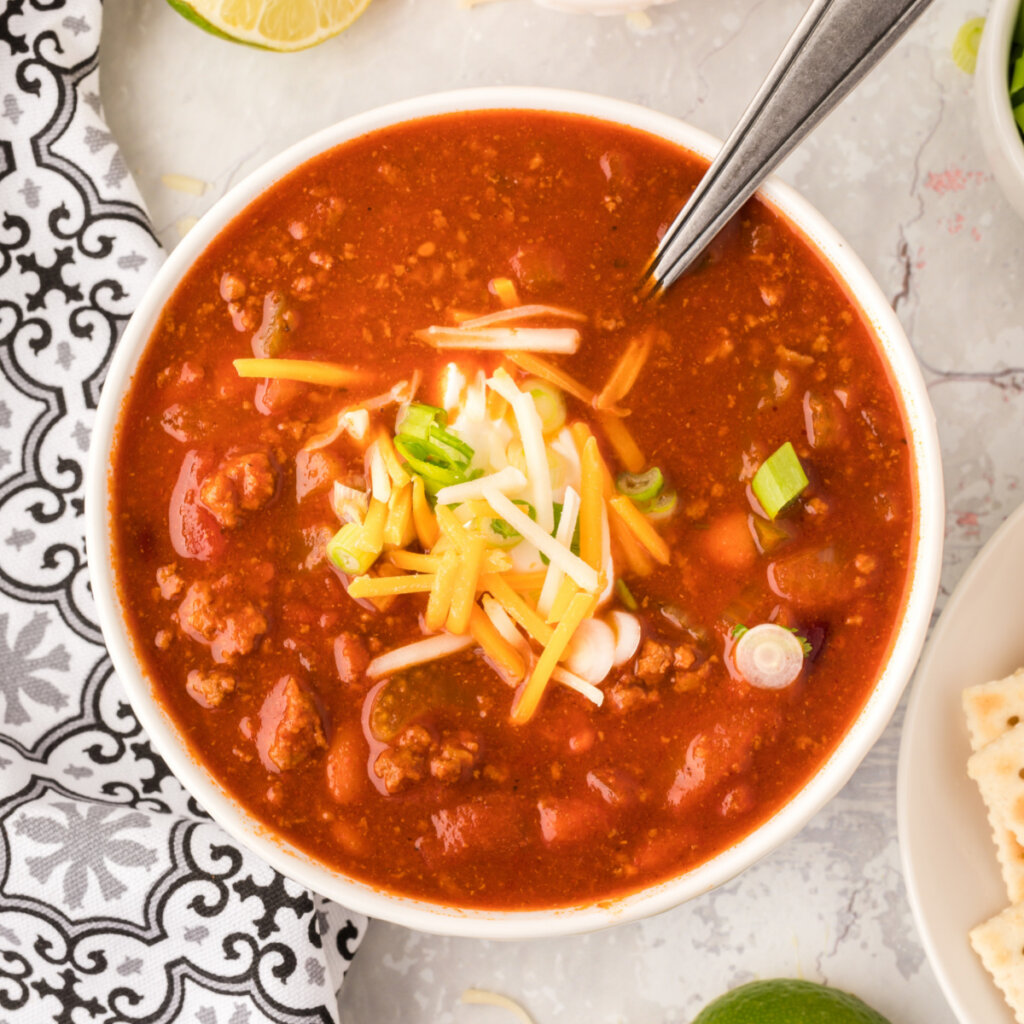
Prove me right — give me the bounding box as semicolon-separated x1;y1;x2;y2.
458;304;587;329
538;485;580;616
434;466;527;506
332;482;369;524
367;443;391;503
440;362;466;412
366;634;474;679
483;487;598;592
487;372;554;532
551;666;605;707
418;326;580;353
481;595;527;651
360;372;422;412
461;990;537;1024
161;172;208;196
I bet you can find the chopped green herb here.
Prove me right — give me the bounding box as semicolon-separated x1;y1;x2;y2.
393;411;477;497
643;487;677;521
787;627;814;657
731;623;749;641
394;435;472;495
395;402;446;440
487;501;536;543
751;441;808;520
427;424;473;466
327;523;377;575
616;467;664;503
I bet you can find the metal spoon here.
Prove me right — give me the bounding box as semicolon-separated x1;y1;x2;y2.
641;0;935;298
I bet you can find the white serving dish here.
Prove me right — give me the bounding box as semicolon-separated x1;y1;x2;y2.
86;87;944;939
977;0;1024;219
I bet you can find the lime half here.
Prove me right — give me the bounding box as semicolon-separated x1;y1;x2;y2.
166;0;372;51
692;979;892;1024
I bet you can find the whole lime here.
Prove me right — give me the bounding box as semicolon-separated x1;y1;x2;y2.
692;979;893;1024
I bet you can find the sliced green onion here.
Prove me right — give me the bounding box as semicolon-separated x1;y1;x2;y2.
616;578;638;611
483;501;536;547
490;518;520;540
540;501;582;565
751;442;808;520
643;488;677;521
393;418;477;498
523;378;567;435
952;17;984;75
395;402;446;440
733;623;804;690
427;424;474;466
750;514;792;554
393;436;466;493
731;622;749;641
327;523;377;575
616;467;664;503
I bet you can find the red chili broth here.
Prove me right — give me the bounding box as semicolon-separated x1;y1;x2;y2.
111;110;915;909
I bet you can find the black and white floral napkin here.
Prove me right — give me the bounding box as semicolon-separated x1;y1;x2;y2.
0;4;366;1021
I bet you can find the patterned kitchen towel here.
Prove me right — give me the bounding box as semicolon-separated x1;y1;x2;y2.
0;3;366;1021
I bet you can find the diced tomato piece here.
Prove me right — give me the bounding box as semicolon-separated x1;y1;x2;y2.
255;376;303;415
330;817;370;859
633;825;703;875
599;149;636;186
702;511;757;570
769;547;853;609
418;796;526;868
537;796;611;846
667;721;758;811
720;783;756;817
803;390;847;448
295;449;340;501
586;767;639;810
510;243;566;290
536;705;596;756
169;449;225;561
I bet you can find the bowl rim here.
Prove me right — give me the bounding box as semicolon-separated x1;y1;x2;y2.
976;0;1024;219
85;85;944;940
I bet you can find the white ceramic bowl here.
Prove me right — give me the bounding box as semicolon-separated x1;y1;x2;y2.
86;87;944;939
977;0;1024;219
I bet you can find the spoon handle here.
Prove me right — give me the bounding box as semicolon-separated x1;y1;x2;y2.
643;0;935;296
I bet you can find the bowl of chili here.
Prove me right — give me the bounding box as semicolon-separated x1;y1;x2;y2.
87;87;943;938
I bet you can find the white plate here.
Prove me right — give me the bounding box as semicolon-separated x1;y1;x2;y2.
899;501;1024;1024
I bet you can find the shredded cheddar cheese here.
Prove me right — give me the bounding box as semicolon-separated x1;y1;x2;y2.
304;306;676;723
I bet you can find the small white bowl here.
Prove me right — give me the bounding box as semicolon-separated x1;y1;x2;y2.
977;0;1024;219
86;87;944;939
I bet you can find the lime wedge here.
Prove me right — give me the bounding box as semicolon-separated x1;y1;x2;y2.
166;0;372;51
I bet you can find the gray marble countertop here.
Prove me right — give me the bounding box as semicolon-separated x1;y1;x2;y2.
98;0;1023;1020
